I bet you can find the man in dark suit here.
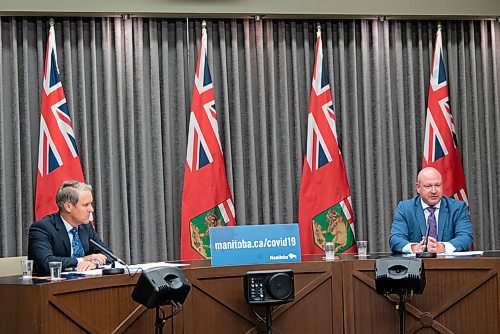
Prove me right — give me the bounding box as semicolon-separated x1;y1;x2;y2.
389;167;472;254
28;180;109;275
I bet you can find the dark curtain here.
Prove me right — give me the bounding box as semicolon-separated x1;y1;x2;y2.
0;17;498;261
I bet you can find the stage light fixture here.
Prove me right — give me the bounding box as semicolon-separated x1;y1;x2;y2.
375;257;425;295
132;266;191;309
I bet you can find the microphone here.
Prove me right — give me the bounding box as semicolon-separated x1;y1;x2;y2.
89;239;126;275
416;222;437;258
422;222;430;252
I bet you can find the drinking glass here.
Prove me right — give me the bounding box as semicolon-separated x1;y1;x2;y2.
49;261;62;280
357;241;368;256
325;242;335;261
21;259;33;278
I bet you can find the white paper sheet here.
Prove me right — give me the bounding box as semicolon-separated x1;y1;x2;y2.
65;261;190;276
403;250;484;258
437;250;484;257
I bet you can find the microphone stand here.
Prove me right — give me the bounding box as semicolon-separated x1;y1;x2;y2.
89;239;125;274
416;222;437;258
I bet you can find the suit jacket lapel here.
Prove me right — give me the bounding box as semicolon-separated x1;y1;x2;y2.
438;198;448;241
54;214;71;256
415;197;427;237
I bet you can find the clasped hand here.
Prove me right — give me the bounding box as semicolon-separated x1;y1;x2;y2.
411;237;445;254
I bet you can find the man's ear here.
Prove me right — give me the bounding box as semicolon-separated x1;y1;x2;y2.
63;202;72;213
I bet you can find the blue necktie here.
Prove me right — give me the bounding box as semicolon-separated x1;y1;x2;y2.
427;207;438;240
70;227;85;258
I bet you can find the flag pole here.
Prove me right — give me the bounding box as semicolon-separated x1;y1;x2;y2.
202;20;207;30
316;22;321;35
49;18;54;27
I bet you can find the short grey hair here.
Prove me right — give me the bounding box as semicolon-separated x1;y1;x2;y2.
55;180;93;211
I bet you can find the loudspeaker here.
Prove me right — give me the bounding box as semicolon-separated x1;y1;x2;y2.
375;257;426;295
132;267;191;309
244;269;294;305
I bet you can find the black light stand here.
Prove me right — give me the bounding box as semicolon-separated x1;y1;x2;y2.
394;291;413;334
152;301;183;334
155;305;164;334
398;296;405;334
265;306;273;334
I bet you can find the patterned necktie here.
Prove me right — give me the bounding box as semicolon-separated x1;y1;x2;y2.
70;227;85;258
427;207;438;240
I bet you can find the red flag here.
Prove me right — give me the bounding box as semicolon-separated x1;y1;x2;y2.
181;25;235;260
422;27;469;206
298;29;357;255
35;23;85;220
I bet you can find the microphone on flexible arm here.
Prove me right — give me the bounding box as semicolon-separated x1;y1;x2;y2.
89;239;126;275
416;222;437;258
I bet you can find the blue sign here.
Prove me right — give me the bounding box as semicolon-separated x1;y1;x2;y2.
209;224;302;266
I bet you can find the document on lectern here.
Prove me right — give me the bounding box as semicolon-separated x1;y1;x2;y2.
437;251;484;257
403;250;483;258
65;261;190;276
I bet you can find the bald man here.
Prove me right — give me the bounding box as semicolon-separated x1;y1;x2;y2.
389;167;472;254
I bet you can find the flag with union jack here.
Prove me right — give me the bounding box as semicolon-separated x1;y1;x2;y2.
298;28;357;255
181;23;235;260
422;26;469;206
35;22;85;220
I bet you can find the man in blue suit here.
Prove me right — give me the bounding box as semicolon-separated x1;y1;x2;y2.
389;167;472;254
28;181;109;275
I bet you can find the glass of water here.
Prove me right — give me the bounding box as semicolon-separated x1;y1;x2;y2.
21;259;33;278
49;261;62;280
357;240;368;256
325;242;335;261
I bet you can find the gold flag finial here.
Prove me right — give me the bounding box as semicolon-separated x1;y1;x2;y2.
49;18;55;27
202;20;207;29
437;22;442;31
317;23;321;33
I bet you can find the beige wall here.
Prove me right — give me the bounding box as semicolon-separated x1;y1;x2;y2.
0;0;499;19
0;256;26;277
